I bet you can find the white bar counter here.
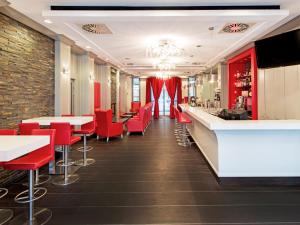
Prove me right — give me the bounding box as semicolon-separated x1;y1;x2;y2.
180;104;300;178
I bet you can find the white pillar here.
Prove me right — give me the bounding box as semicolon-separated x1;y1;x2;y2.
54;38;71;115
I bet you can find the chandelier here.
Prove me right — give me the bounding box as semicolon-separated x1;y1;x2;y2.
155;71;170;79
153;59;176;71
147;40;183;59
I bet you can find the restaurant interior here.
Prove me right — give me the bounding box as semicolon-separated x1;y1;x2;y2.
0;0;300;224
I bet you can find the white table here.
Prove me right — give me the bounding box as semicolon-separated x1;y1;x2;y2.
22;116;93;126
0;136;50;162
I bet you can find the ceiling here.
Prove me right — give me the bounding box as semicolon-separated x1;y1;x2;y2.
8;0;300;77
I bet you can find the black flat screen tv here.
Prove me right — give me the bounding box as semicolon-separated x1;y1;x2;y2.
255;28;300;69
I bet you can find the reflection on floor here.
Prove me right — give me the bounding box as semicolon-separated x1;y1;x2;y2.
3;117;300;225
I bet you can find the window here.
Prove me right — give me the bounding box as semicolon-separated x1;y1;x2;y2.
188;77;196;97
132;77;140;102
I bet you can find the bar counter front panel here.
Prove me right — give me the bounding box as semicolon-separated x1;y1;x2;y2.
180;104;300;178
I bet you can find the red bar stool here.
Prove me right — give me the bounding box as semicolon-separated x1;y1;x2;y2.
50;122;81;185
0;129;16;225
74;114;96;166
3;129;55;225
19;123;51;186
177;112;192;147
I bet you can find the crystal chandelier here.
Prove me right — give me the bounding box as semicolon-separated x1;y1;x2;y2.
147;40;183;59
153;59;176;71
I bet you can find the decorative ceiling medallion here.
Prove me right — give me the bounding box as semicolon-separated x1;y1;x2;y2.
222;23;250;33
82;24;112;34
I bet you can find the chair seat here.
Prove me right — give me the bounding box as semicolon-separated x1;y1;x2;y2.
74;128;95;135
4;151;52;171
70;136;81;145
178;113;192;124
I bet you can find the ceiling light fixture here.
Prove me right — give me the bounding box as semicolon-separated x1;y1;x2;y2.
86;46;91;49
44;19;52;24
153;59;176;71
147;39;183;59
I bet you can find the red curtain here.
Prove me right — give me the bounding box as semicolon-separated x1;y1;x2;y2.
151;77;164;119
146;78;152;104
165;77;177;119
176;77;182;105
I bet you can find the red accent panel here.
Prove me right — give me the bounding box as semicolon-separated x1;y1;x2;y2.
228;47;258;120
94;82;101;111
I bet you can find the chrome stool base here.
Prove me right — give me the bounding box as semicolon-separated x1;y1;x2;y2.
15;188;47;204
75;158;95;167
52;174;79;186
77;146;93;152
0;209;13;225
8;208;51;225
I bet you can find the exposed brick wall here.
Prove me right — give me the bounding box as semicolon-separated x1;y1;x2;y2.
0;13;55;185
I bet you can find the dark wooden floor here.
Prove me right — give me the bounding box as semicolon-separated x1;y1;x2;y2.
3;117;300;225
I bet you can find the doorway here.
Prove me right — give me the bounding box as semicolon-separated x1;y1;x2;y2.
151;84;177;116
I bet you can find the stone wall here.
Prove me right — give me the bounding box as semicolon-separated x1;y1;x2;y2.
0;13;55;185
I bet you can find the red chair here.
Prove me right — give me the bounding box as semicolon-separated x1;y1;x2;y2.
0;130;16;224
3;129;55;225
19;122;40;135
19;123;53;186
50;122;81;185
127;107;147;135
0;129;17;135
95;109;123;142
130;101;141;113
61;114;75;132
74;114;96;166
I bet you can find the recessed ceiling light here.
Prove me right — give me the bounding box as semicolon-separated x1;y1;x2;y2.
196;45;202;48
208;26;214;31
44;19;52;24
124;58;131;60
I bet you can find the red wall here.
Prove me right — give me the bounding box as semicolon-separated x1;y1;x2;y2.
94;82;101;111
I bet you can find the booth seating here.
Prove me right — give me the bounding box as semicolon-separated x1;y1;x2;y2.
174;107;193;147
50;122;81;185
95;109;123;142
74;114;96;166
130;101;141;113
3;129;55;225
19;122;51;186
0;129;16;225
127;102;153;135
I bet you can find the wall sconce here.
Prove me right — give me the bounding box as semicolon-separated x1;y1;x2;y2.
61;66;70;76
108;78;111;86
89;73;95;82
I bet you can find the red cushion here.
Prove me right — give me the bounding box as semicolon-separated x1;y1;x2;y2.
74;128;95;135
70;136;81;145
4;151;52;171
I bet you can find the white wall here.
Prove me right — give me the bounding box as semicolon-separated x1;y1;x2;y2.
182;78;188;98
258;64;300;119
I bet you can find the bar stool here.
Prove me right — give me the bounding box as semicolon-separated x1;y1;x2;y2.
19;123;51;186
0;129;16;225
177;112;192;147
50;122;81;186
74;114;96;166
61;114;75;133
3;129;55;225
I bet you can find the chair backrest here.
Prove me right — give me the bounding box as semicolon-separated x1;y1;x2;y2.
95;110;112;133
31;129;56;160
19;123;40;135
131;102;141;112
81;114;96;131
50;122;72;145
0;129;17;135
